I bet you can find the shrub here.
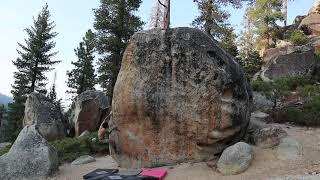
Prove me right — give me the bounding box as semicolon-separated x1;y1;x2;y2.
49;131;108;163
288;30;308;46
273;96;320;126
240;50;263;77
252;76;315;108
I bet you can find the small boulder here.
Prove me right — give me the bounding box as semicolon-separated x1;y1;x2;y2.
253;92;273;112
71;90;110;137
217;142;254;175
23;93;66;141
0;125;59;180
277;137;303;160
71;155;96;165
252;126;288;148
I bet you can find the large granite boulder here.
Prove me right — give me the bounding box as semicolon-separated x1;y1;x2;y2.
299;14;320;35
71;90;110;136
23;93;66;141
110;28;252;168
255;45;316;81
0;125;59;180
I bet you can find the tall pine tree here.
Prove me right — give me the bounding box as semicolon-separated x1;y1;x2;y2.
67;29;96;95
193;0;253;39
93;0;144;99
248;0;283;49
8;3;59;139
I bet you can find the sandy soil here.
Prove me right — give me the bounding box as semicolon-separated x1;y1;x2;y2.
48;124;320;180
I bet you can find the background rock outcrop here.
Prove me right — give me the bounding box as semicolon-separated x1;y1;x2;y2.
110;27;252;168
0;125;59;180
255;45;316;81
71;90;110;136
23;93;66;141
299;14;320;35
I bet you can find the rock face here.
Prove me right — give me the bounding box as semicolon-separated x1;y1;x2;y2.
0;125;59;180
110;28;252;168
217;142;254;175
24;93;66;141
299;14;320;35
72;90;110;136
255;45;315;81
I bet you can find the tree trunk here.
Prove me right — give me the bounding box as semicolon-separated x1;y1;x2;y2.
30;61;39;92
204;0;214;36
283;0;287;26
162;0;170;29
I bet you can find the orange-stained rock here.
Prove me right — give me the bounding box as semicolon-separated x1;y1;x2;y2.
110;28;252;168
71;90;110;137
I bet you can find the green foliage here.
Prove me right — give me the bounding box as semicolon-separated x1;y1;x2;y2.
254;75;320;126
220;27;239;57
239;50;262;76
49;132;108;163
248;0;284;49
252;76;314;108
67;30;96;95
193;0;252;40
193;0;231;39
94;0;144;98
288;30;308;46
273;96;320;126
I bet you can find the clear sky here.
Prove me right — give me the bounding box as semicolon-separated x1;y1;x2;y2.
0;0;314;104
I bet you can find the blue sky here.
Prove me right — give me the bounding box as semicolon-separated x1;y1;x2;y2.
0;0;314;103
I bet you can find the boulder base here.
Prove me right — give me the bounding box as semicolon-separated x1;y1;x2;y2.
110;28;252;168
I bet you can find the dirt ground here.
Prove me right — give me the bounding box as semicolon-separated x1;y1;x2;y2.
48;124;320;180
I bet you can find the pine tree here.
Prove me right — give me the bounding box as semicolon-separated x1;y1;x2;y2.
238;7;255;59
193;0;252;39
248;0;284;49
67;29;96;95
48;72;58;103
220;27;239;57
93;0;144;99
8;3;59;139
149;0;164;28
